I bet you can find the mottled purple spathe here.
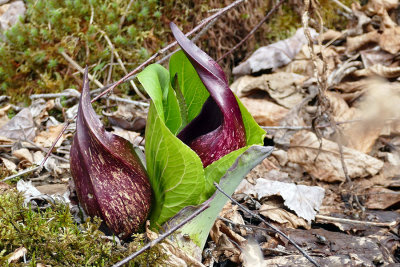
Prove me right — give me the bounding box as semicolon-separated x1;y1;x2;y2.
171;22;246;167
70;69;151;239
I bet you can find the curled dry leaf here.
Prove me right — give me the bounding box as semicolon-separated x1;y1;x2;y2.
145;223;205;267
379;27;400;54
7;246;27;264
239;178;324;222
365;187;400;210
288;131;384;182
360;49;394;68
0;108;36;141
69;69;151;239
232;27;318;75
12;148;33;164
34;124;66;148
0;104;11;128
230;73;305;109
1;157;16;171
362;0;398;15
354;64;400;78
239;97;288;126
259;202;310;229
346;31;380;54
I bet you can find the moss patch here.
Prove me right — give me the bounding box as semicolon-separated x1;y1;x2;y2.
0;189;163;266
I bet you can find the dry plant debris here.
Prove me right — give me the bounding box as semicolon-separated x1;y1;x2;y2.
1;0;400;265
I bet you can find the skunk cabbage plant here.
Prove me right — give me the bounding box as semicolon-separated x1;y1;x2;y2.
170;22;247;167
70;69;151;240
137;23;266;227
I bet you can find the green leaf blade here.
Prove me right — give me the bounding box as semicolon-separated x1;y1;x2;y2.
145;103;205;226
169;51;209;124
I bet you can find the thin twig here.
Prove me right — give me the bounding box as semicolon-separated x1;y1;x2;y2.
119;0;135;30
106;95;149;107
2;166;41;182
330;0;352;13
218;216;275;233
99;29;147;100
214;182;320;267
60;51;104;88
217;0;286;62
315;214;398;227
261;118;375;131
111;201;210;267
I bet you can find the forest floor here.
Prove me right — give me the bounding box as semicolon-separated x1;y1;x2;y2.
1;0;400;266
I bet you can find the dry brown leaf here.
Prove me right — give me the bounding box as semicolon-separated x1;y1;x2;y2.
106;104;147;131
7;247;27;264
0;104;11;128
31;99;55;126
365;187;400;209
241;178;324;222
145;223;204;266
355;64;400;78
241;239;264;267
1;157;16;171
230;73;305;109
0;108;36;140
36;184;68;195
379;27;400;54
33;151;44;165
360;49;394;68
338;80;400;152
288;131;383;182
334;79;371;93
111;128;142;146
0;181;12;193
211;202;247;245
349;4;372;35
259;202;310;229
12;148;33;164
346;31;380;54
232;27;317;75
363;0;398;15
239;97;288;126
34;124;65;148
325;91;356;122
301;45;341;74
320;29;344;43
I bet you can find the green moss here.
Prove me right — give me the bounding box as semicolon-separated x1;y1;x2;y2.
0;189;164;266
0;0;183;103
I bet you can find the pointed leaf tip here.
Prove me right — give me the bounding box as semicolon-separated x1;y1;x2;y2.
70;69;152;239
171;23;246;167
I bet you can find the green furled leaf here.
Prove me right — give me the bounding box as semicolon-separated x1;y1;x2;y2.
165;146;274;251
169;50;209;124
138;65;205;226
137;64;181;134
